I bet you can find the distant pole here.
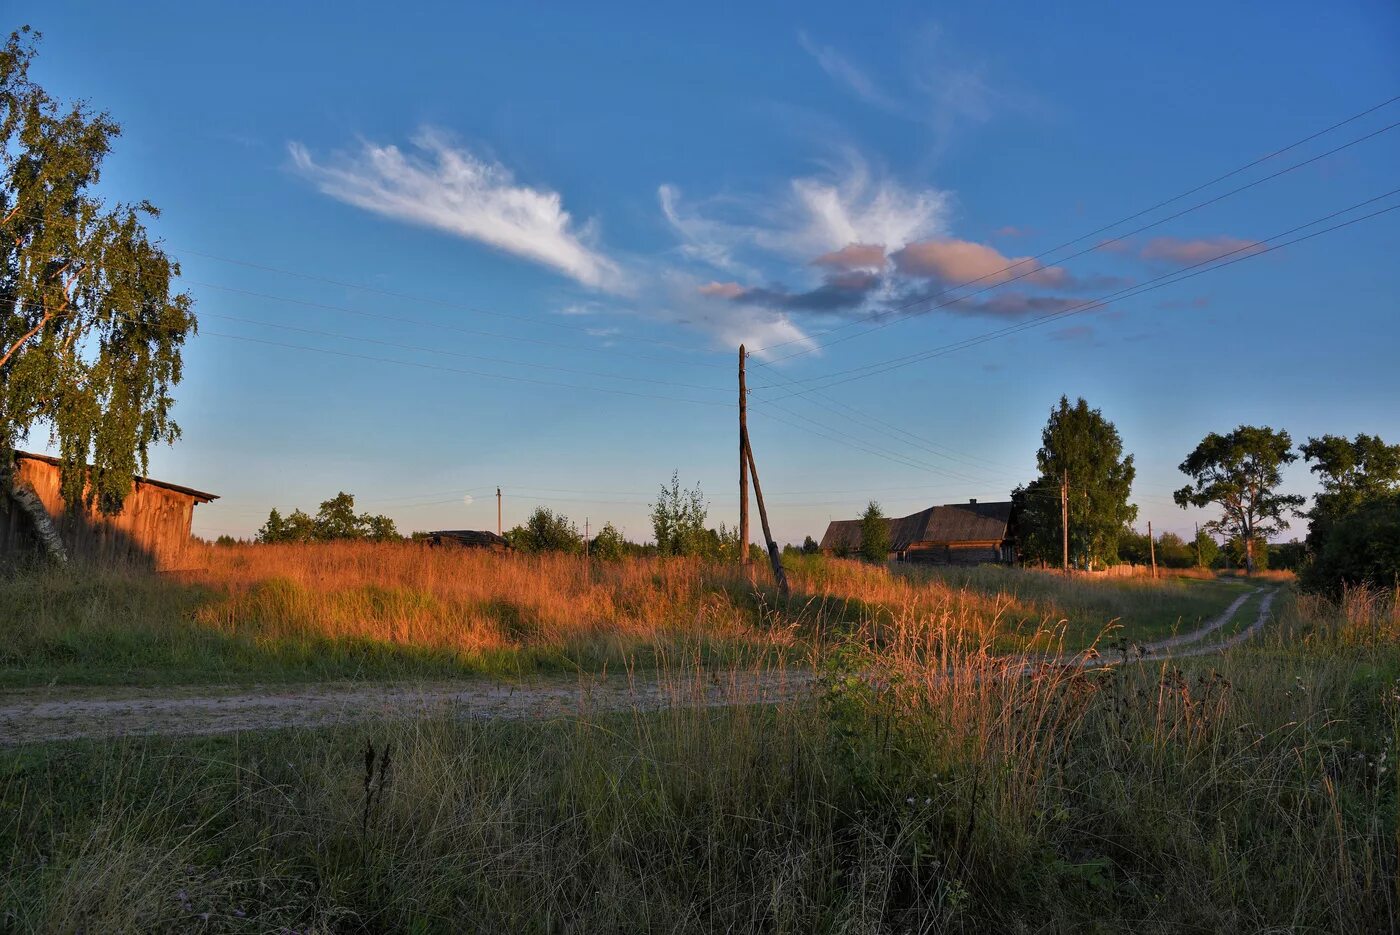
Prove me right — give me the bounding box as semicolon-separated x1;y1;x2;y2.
1195;521;1201;568
1061;470;1070;575
497;487;502;537
743;428;789;598
739;345;750;569
585;517;590;575
1148;520;1157;579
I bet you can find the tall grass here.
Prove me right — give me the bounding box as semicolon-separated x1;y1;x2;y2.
3;589;1395;931
0;543;1257;686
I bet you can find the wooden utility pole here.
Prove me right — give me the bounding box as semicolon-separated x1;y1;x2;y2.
738;345;750;568
1194;521;1201;568
1148;520;1157;579
584;517;590;576
496;487;502;537
1061;470;1070;575
743;428;789;598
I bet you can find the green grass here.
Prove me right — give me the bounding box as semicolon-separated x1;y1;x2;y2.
908;565;1255;650
2;624;1395;932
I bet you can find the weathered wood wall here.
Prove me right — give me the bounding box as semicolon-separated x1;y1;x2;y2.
903;540;1011;565
1;458;201;570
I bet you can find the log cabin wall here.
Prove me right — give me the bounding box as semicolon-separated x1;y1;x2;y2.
1;455;214;570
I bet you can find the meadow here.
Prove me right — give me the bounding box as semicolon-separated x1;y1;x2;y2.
3;546;1395;931
1;542;1252;687
1;574;1397;932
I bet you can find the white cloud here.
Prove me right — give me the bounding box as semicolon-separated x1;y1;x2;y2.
289;129;622;290
797;31;898;111
659;156;949;274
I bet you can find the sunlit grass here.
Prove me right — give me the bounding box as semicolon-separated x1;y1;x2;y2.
0;543;1256;687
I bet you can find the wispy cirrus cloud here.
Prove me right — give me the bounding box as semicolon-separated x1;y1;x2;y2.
796;24;1008;152
797;31;900;111
659;155;949;271
289;128;623;290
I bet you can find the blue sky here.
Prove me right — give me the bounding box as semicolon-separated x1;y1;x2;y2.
14;1;1400;545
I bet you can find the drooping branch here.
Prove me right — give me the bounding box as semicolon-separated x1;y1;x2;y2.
0;309;50;370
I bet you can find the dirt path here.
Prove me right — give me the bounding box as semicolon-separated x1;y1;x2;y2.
0;669;813;746
0;589;1280;745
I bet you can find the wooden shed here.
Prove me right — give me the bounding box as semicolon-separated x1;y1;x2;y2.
2;451;218;570
820;499;1017;565
426;529;511;552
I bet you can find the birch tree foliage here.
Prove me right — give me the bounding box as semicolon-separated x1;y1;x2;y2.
1;27;195;514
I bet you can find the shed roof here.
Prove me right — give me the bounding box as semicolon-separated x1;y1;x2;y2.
819;500;1014;552
15;451;219;503
429;529;510;548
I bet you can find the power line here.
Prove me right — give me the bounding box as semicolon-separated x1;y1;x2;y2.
169;245;715;353
758;190;1400;400
205;312;731;393
746;366;1026;478
184;278;728;370
751;96;1400;356
202;330;735;408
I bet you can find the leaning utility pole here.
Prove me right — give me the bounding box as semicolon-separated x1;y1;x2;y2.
1148;520;1157;579
497;487;502;537
738;345;750;568
743;428;789;597
1061;470;1070;575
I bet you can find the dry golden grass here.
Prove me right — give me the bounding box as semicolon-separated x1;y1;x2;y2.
1;541;1254;686
183;541;769;658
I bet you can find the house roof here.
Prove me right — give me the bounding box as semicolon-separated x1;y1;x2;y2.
819;500;1014;552
15;450;219;503
429;529;509;548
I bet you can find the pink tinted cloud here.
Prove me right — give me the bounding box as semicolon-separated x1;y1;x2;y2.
992;225;1030;238
697;281;748;300
891;237;1070;288
1140;236;1264;265
812;242;888;271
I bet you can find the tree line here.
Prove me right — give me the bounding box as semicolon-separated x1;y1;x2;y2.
1008;396;1399;594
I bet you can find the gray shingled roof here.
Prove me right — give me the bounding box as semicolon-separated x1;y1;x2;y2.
429;530;510;548
819;501;1013;552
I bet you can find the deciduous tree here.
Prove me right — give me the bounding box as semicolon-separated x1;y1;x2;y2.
1174;425;1303;574
590;521;626;561
1300;433;1400;552
506;506;581;553
1;29;196;560
650;470;707;557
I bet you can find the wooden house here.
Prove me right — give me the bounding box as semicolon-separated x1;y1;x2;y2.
2;451;218;570
426;529;512;551
819;499;1016;564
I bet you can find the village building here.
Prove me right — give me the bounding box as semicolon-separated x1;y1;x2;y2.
819;499;1017;564
426;529;512;551
1;451;218;570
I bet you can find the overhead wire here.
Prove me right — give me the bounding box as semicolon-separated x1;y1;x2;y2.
750;95;1400;356
756;190;1400;400
202;331;735;408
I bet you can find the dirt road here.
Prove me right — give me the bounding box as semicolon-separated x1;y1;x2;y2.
0;588;1278;745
